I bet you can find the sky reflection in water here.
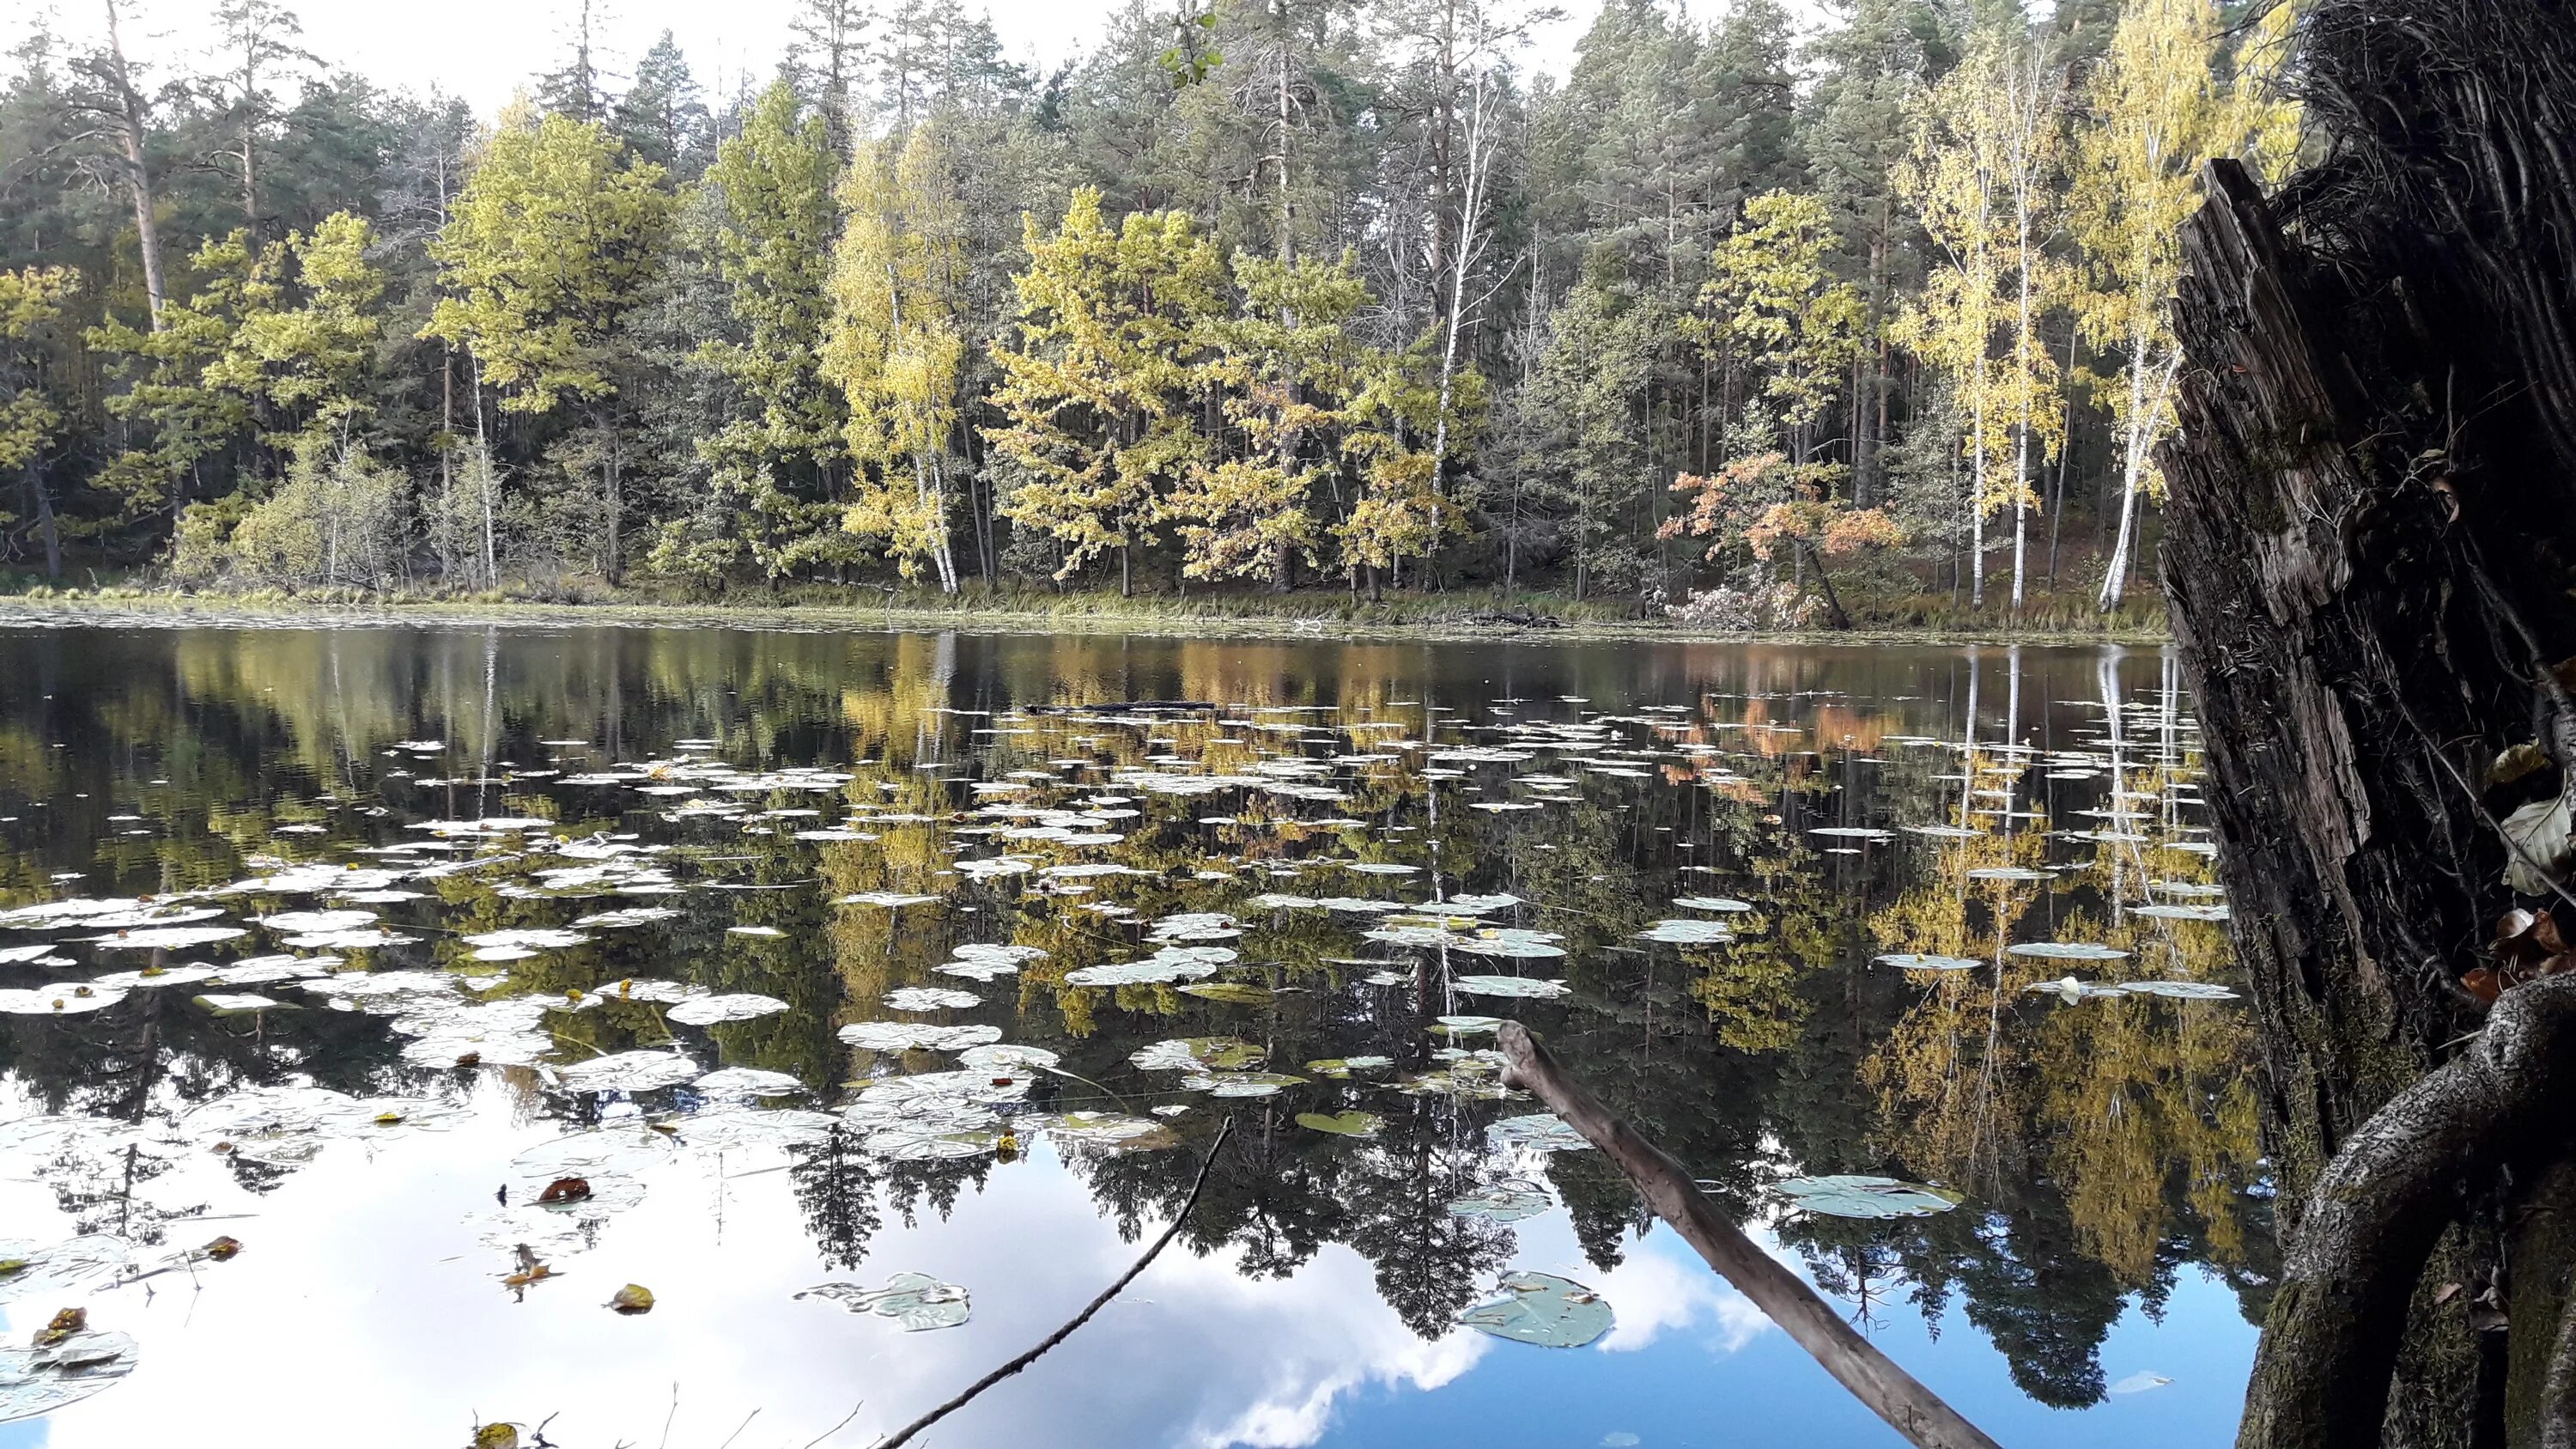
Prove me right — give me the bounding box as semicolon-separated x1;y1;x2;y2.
0;626;2262;1446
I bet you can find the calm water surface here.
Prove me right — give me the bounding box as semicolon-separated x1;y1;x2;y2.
0;626;2263;1447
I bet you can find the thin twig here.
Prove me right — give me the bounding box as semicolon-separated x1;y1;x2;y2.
712;1409;759;1449
871;1117;1235;1449
800;1401;865;1449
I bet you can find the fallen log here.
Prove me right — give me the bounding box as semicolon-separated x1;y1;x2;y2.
1496;1022;2002;1449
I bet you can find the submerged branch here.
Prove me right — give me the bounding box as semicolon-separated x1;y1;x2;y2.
1495;1022;2003;1449
870;1117;1235;1449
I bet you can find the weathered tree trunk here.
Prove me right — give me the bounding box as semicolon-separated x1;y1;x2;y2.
2156;4;2576;1443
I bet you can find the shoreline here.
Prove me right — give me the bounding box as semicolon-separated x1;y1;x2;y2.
0;590;2172;648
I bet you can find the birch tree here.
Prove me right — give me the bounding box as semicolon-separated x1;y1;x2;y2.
1992;28;2067;613
2075;0;2300;610
1895;33;2008;609
823;120;971;591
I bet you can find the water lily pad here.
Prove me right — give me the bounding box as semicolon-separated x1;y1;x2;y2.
838;1021;1001;1052
691;1067;805;1098
253;909;377;934
1448;1183;1553;1222
1672;896;1753;912
0;986;126;1015
2025;977;2132;1002
1176;981;1274;1004
0;1328;138;1422
1297;1111;1382;1137
0;1235;131;1305
194;992;279;1014
1635;919;1733;946
1303;1055;1393;1077
555;1050;698;1093
1874;953;1983;972
1967;868;2053;883
83;926;245;950
1454;974;1571;999
1459;1272;1613;1348
1040;1112;1176;1152
2006;941;2131;961
795;1272;969;1330
1180;1070;1306;1097
2116;979;2241;1001
1131;1037;1264;1071
1775;1174;1963;1219
1451;928;1569;959
882;986;980;1013
665;993;791;1026
1488;1113;1589;1153
2129;904;2230;922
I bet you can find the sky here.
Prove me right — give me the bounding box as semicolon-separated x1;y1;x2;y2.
14;0;1112;120
3;0;1837;126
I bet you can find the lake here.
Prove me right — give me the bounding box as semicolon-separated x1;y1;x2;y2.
0;624;2262;1447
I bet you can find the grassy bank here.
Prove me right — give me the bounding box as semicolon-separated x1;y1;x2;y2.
0;575;2171;647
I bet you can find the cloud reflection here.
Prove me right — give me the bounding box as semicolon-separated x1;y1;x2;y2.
3;1099;1772;1449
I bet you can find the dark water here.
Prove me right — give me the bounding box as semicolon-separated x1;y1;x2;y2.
0;625;2263;1447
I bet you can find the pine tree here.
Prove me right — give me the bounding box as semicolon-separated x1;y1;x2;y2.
688;79;846;585
423;106;673;579
788;0;872;155
90;236;260;520
1696;190;1866;464
203;0;319;230
1168;249;1372;588
986;187;1223;595
613;32;711;178
0;265;78;576
537;0;611;123
213;211;386;441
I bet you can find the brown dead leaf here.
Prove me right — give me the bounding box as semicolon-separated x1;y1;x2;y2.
2434;1282;2464;1305
2464;967;2504;1004
201;1236;242;1262
608;1283;654;1314
2493;742;2553;788
33;1307;85;1347
537;1176;592;1204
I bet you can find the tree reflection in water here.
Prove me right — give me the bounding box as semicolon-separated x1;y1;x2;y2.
0;625;2269;1422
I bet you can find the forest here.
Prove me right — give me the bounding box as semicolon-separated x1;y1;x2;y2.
0;0;2294;622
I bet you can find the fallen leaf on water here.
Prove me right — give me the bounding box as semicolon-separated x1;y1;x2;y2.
33;1310;83;1349
537;1177;592;1205
609;1283;654;1315
471;1423;520;1449
200;1236;242;1263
